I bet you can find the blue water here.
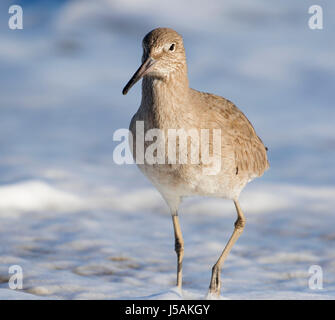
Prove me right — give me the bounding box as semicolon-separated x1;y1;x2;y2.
1;0;334;187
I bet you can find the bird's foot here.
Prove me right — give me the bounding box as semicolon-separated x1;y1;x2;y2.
207;287;221;299
206;290;221;300
208;265;221;298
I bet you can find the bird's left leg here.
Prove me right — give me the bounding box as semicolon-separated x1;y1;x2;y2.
172;213;184;289
208;199;246;297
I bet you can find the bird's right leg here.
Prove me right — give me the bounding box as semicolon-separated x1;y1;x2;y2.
172;213;184;289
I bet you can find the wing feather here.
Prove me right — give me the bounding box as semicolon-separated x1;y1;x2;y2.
193;90;269;178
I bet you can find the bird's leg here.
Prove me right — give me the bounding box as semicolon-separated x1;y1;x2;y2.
172;213;184;289
208;199;246;297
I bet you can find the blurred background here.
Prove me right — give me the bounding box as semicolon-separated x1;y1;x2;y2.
0;0;334;299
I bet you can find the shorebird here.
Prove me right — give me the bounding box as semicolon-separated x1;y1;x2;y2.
122;27;269;297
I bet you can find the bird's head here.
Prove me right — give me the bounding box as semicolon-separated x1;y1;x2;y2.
122;28;187;95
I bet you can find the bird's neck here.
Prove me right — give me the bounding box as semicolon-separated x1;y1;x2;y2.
141;69;191;121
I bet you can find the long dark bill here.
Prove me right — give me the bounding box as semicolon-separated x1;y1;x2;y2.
122;57;156;95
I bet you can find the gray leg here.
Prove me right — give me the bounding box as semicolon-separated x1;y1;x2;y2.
172;214;184;289
209;199;246;296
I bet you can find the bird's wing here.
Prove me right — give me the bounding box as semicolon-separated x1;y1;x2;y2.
193;89;269;178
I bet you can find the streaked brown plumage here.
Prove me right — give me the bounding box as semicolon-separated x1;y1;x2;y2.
123;27;269;297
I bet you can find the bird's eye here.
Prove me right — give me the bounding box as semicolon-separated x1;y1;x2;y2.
169;43;176;51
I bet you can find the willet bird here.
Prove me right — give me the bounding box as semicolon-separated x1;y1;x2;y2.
122;28;269;297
